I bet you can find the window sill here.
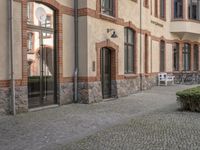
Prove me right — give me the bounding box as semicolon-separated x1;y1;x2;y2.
160;17;166;21
124;74;138;79
100;13;117;22
171;18;185;21
188;19;200;24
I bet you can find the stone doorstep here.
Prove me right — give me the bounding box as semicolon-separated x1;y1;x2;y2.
29;104;59;112
102;97;118;102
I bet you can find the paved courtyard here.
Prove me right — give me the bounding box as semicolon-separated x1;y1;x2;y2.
0;85;199;150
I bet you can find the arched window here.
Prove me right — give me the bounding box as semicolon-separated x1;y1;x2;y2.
194;44;199;71
174;0;183;19
183;43;191;71
124;27;135;74
173;43;179;71
160;40;165;72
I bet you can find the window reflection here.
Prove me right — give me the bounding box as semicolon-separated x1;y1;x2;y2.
27;2;54;28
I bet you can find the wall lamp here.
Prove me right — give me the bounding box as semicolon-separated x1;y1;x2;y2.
107;28;118;38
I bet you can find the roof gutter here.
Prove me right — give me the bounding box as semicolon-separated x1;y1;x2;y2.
74;0;78;103
8;0;16;115
139;0;143;91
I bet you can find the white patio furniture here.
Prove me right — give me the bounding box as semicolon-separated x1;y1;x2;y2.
158;73;175;86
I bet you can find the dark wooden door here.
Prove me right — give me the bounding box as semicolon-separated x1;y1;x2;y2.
101;48;111;99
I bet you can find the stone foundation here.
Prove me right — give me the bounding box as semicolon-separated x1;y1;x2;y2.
117;75;157;97
59;83;74;105
0;86;28;115
0;75;157;115
173;72;200;84
0;87;9;115
78;81;102;104
78;75;157;103
15;86;28;113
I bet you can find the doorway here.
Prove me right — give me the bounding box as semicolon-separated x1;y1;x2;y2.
27;2;57;108
101;48;112;99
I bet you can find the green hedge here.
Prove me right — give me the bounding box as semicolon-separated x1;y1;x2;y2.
176;86;200;112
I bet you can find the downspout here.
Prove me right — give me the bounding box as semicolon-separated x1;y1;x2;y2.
74;0;78;103
139;0;143;91
8;0;16;115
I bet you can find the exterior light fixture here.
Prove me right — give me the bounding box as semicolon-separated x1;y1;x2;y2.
107;29;118;38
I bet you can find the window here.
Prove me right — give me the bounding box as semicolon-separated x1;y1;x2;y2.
101;0;114;16
183;43;191;71
160;40;165;72
27;32;33;53
194;44;199;71
155;0;158;17
124;28;135;74
27;2;54;28
27;2;33;24
160;0;165;19
144;0;149;7
188;0;200;20
173;43;179;71
174;0;183;19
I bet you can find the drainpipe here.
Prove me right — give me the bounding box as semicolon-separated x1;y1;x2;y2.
8;0;16;115
139;0;143;91
74;0;78;103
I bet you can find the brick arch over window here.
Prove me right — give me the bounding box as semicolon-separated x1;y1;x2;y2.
21;0;63;85
96;40;119;81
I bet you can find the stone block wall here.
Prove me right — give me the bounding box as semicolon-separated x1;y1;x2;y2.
59;83;74;105
0;86;28;115
78;75;157;104
0;87;9;115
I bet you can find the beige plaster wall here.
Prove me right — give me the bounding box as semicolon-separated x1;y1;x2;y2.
87;17;124;76
151;40;160;73
0;1;22;80
78;17;88;76
63;15;75;77
13;1;22;80
84;0;200;77
165;43;173;72
0;0;9;80
56;0;73;7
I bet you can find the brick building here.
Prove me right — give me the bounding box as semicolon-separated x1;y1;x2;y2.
0;0;200;115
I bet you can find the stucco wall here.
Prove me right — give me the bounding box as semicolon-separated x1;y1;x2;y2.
0;1;22;80
63;15;75;77
56;0;73;7
87;17;124;76
0;0;9;80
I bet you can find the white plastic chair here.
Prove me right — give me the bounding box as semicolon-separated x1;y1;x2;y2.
158;73;175;86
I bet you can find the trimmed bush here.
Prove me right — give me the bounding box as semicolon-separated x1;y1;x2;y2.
176;86;200;112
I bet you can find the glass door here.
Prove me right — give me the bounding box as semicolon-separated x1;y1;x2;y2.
27;30;55;108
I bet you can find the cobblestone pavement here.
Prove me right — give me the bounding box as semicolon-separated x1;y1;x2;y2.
0;85;198;150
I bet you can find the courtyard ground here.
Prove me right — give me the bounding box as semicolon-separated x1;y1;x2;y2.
0;85;199;150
